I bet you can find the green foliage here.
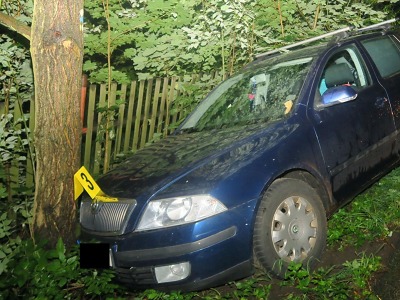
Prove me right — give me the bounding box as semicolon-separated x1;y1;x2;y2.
0;113;31;163
82;0;393;82
328;167;400;248
0;32;33;103
0;211;22;277
161;0;264;76
2;0;397;84
0;237;122;299
136;289;197;300
83;0;278;80
83;0;195;82
0;29;34;269
0;33;33;150
254;0;389;48
230;278;272;300
1;0;33;25
0;28;34;203
283;253;381;299
188;277;271;300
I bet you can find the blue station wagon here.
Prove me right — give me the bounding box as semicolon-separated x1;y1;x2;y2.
79;19;400;291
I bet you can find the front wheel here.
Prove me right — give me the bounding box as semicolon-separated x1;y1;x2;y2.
253;178;327;277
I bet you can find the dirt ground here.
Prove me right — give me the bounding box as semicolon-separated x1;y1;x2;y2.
371;231;400;300
264;231;400;299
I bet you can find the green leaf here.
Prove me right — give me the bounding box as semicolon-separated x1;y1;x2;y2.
56;238;66;262
67;256;77;265
47;260;61;272
58;278;68;287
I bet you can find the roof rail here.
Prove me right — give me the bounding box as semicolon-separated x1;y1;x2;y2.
255;18;399;59
356;18;398;32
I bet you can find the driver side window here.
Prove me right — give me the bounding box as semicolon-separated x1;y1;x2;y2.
317;46;371;104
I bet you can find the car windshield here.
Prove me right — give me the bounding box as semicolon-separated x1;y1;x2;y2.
181;56;313;131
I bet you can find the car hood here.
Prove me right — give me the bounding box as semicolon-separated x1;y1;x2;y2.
97;119;302;203
97;123;276;199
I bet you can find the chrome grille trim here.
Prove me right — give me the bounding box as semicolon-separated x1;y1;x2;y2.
80;198;136;235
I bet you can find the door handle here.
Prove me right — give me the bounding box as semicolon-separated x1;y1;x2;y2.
375;97;388;108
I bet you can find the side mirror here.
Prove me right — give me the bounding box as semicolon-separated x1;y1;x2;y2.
321;86;358;107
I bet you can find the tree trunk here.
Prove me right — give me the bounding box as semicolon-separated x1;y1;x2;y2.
30;0;84;248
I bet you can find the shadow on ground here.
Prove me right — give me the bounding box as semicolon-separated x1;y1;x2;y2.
371;231;400;300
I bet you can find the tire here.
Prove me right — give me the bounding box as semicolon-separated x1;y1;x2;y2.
253;177;327;278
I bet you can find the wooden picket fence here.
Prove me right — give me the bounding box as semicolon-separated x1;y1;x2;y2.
82;77;186;175
4;72;223;196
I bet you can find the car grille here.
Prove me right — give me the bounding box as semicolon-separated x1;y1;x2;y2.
80;198;136;235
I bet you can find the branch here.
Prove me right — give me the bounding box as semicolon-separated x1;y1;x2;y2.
276;0;284;37
294;0;312;30
0;11;31;41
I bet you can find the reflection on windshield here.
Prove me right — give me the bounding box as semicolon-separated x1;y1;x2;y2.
181;57;312;131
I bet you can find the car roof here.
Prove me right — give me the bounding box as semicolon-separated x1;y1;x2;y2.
246;43;326;70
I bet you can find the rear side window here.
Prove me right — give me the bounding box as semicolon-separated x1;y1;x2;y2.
362;35;400;78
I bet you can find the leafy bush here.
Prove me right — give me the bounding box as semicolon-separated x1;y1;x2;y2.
0;237;123;299
82;0;393;82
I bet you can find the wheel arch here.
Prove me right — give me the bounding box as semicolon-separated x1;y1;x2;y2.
267;168;336;217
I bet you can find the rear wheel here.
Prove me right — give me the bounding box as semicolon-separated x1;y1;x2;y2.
253;178;327;277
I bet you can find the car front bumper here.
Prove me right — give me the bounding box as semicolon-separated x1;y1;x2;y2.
80;199;258;291
112;226;253;291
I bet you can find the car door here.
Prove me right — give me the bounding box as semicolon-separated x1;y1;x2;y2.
360;33;400;136
309;44;397;203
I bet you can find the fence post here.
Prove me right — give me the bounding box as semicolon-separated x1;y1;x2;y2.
123;81;137;153
83;84;97;172
132;81;145;151
93;84;107;175
149;78;162;142
114;84;127;158
26;97;35;189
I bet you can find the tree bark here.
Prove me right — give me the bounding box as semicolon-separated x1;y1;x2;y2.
30;0;84;247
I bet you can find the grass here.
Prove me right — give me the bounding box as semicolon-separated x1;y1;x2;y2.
328;167;400;248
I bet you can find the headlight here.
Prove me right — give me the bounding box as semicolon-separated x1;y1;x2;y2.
136;194;227;231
